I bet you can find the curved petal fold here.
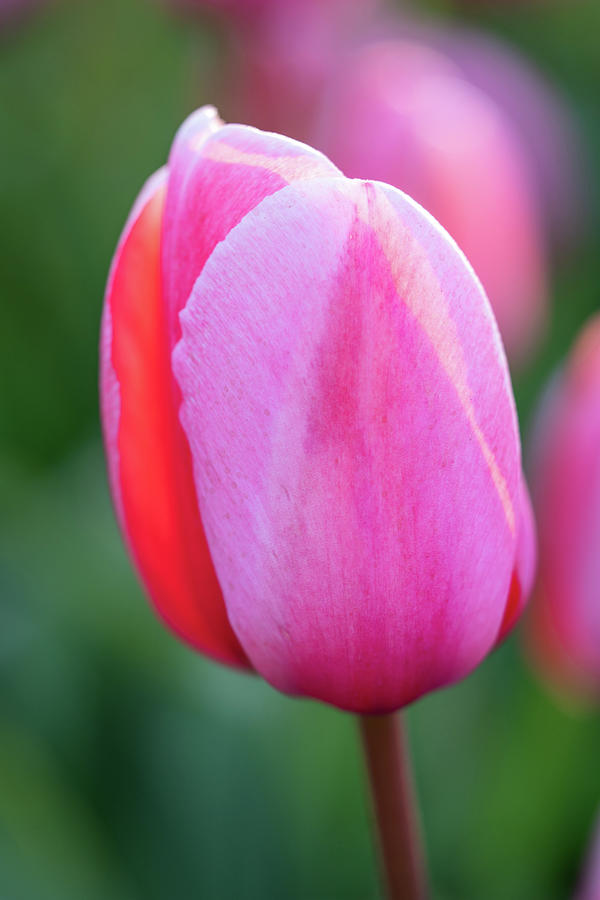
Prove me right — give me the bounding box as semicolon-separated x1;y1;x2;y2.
162;105;344;347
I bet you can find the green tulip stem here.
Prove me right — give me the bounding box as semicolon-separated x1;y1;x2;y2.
359;713;427;900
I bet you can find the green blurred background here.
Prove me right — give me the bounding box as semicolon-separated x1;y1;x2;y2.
1;0;599;897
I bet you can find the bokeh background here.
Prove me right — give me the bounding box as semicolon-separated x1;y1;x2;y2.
1;0;599;897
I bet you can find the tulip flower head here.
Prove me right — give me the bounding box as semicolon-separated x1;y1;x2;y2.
101;107;535;713
528;315;600;702
314;39;547;364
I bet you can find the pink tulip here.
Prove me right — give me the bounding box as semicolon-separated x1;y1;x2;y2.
313;39;547;364
527;315;600;702
219;0;378;142
101;106;535;713
161;0;379;145
429;27;586;252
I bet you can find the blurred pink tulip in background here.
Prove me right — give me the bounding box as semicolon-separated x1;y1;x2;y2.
100;107;535;714
430;27;586;253
314;38;548;364
527;315;600;703
161;2;584;368
222;0;379;141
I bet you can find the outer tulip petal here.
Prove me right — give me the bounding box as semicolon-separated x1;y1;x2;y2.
101;168;172;534
100;169;248;667
162;105;343;347
174;176;521;713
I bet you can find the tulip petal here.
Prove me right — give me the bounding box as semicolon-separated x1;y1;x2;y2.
100;169;248;667
174;176;520;712
161;105;343;347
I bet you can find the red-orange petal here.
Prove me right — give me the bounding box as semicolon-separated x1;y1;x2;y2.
495;477;537;644
100;169;249;668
